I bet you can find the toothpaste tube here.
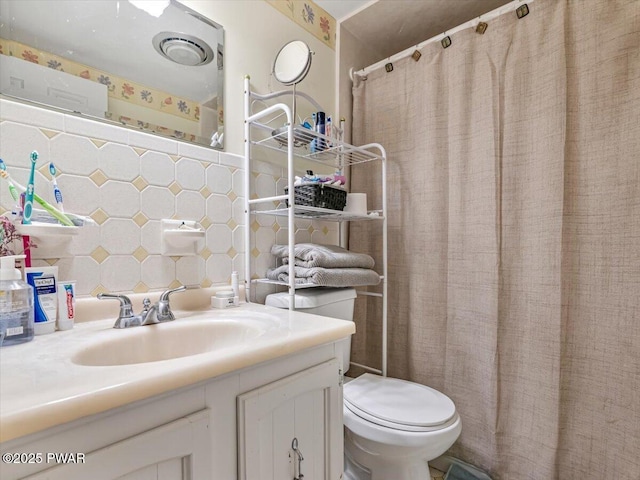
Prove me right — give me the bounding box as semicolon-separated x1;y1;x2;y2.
57;281;76;331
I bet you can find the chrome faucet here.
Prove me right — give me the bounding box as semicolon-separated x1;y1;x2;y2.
139;286;187;325
98;286;187;329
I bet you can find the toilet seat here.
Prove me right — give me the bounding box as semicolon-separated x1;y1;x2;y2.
344;374;457;432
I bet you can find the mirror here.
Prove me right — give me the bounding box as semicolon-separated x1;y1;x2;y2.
0;0;224;149
272;40;312;86
270;41;314;146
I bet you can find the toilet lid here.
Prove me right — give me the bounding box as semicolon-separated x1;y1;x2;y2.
343;374;456;428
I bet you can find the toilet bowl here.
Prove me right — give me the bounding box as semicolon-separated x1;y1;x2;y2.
343;373;461;480
265;288;462;480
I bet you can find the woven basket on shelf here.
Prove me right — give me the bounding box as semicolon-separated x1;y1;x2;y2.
284;183;347;210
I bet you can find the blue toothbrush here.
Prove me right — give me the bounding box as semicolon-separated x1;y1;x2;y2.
22;151;37;225
49;162;64;212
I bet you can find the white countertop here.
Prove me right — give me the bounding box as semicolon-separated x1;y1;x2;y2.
0;299;354;443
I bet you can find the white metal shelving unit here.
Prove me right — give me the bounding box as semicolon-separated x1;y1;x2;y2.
243;76;389;376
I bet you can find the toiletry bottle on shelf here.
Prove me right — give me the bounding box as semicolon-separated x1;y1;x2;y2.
315;111;326;151
231;271;239;299
310;112;317;152
0;255;34;347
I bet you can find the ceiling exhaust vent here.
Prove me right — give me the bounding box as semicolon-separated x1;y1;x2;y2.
152;32;214;66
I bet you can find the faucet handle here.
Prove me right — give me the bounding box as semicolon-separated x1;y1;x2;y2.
97;293;140;328
156;285;187;322
159;285;187;302
97;293;134;317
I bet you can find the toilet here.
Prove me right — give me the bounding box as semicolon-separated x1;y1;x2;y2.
265;288;462;480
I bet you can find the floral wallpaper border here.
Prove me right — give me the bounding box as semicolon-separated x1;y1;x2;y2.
117;115;197;143
265;0;336;50
0;38;201;123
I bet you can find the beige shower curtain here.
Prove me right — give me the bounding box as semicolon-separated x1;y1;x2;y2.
349;1;640;478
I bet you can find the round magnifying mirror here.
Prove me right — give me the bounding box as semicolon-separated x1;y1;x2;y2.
273;40;313;86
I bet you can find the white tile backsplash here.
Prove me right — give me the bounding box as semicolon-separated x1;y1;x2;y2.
128;130;178;155
58;175;101;215
177;141;219;163
65;114;129;144
141;221;163;255
176;158;205;191
55;257;101;296
141;186;176;220
101;218;141;254
0;98;245;296
206;194;233;224
219;152;243;169
140;151;176;186
206;224;233;254
207;254;232;283
99;143;140;181
99;181;141;217
206;164;233;195
232;169;245;197
70;224;101;256
0;122;51;170
141;256;176;289
176;256;205;287
101;256;141;291
255;173;277;198
50;134;102;176
176;190;205;221
0;97;338;298
0;99;65;131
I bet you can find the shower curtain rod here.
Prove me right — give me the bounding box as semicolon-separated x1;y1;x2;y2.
351;0;535;80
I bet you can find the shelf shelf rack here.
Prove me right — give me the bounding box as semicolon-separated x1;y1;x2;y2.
243;76;389;376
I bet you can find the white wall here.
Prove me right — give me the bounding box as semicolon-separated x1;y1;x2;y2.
181;1;336;156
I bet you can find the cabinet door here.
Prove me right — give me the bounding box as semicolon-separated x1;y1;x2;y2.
117;457;185;480
23;410;211;480
237;359;342;480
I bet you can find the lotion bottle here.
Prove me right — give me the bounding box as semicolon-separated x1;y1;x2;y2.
0;255;34;346
231;271;239;300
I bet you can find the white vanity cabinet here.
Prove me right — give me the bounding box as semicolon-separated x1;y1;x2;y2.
237;359;342;480
0;341;345;480
22;410;211;480
0;385;212;480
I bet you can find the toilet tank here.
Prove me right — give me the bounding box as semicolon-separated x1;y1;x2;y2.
265;287;356;320
265;288;356;372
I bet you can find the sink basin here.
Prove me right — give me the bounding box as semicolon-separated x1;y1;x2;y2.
72;319;266;366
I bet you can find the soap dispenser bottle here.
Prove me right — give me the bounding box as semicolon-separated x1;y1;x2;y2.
0;255;34;346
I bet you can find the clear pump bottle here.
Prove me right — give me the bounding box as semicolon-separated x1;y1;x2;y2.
0;255;34;346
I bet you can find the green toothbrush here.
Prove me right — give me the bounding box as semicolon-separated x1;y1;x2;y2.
22;151;38;225
0;163;74;226
0;159;20;202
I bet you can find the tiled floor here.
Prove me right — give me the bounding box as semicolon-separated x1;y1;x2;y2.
430;466;446;479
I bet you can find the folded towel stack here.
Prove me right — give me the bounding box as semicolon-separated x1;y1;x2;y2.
266;243;380;287
271;243;375;269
